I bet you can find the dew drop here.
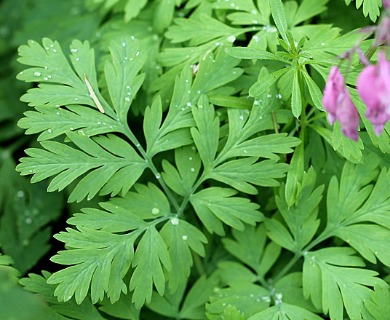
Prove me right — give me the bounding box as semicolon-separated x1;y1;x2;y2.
276;93;282;99
44;77;49;81
186;102;192;107
17;191;25;198
170;217;179;225
121;41;126;47
71;48;78;53
25;218;32;224
190;168;195;172
125;97;131;102
74;98;79;101
182;235;188;240
189;157;193;160
152;207;160;215
239;115;244;120
47;129;52;133
155;173;161;179
33;71;41;77
227;35;236;43
52;49;57;53
135;51;140;56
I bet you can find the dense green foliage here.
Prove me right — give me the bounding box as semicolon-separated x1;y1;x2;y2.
1;0;390;319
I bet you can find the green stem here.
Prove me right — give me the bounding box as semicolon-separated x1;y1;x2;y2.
122;125;181;214
177;171;208;217
273;253;301;283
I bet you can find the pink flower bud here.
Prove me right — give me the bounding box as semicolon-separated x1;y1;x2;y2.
322;66;360;140
357;51;390;135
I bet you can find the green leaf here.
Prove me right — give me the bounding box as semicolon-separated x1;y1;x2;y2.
162;146;201;197
222;225;281;276
322;161;390;268
225;47;287;62
268;168;323;252
334;225;390;266
190;187;263;234
166;14;239;46
284;142;304;207
343;0;382;22
191;100;220;170
144;71;194;158
17;38;112;116
191;47;243;96
209;158;289;194
46;182;176;308
180;275;219;319
248;303;323;320
130;226;172;308
20;272;107;320
249;68;289;97
99;293;140;320
207;284;270;318
302;68;324;111
303;247;381;320
160;219;207;292
310;124;364;163
16;132;147;202
269;0;289;43
292;0;328;25
365;283;390;320
124;0;147;22
18;105;122;141
274;273;318;312
221;132;300;161
104;36;146;121
48;228;135;305
0;255;20;284
325;158;379;227
291;68;302;118
153;0;175;33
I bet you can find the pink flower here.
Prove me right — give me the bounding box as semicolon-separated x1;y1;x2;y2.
357;51;390;135
322;66;360;140
383;0;390;9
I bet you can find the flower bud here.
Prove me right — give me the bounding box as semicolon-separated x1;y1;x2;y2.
322;66;359;140
357;51;390;135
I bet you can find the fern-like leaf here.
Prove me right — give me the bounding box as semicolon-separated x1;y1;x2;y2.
17;132;147;202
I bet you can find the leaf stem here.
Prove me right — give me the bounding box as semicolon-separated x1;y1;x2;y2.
273;253;301;282
122;124;181;213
